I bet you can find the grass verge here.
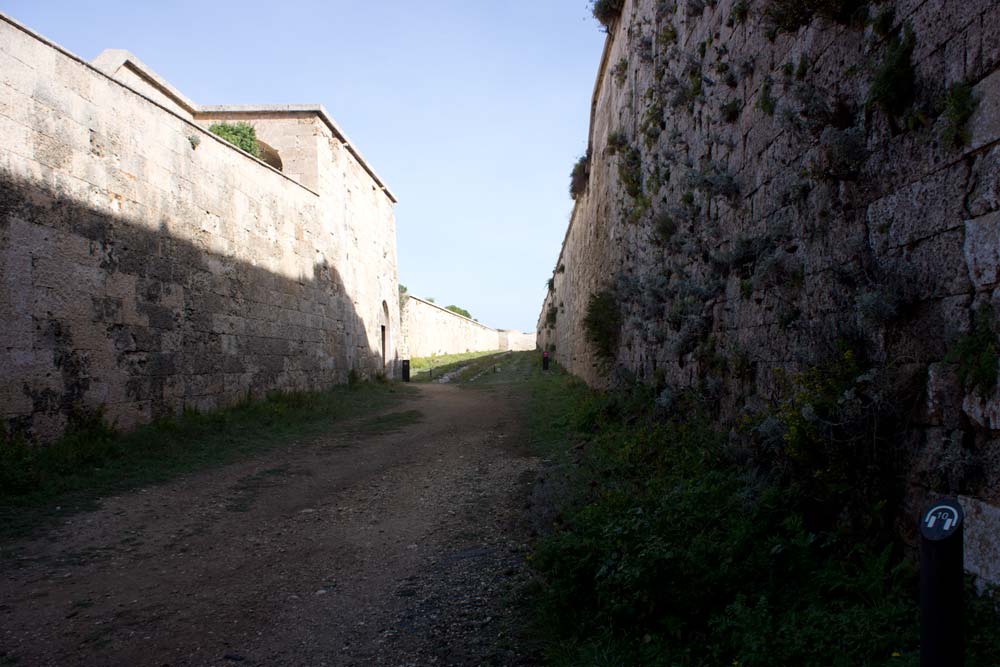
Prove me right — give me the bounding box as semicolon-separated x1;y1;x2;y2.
0;381;415;540
410;349;507;382
510;355;1000;666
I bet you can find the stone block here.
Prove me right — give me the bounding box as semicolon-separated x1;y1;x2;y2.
968;66;1000;152
964;211;1000;291
925;362;964;427
959;495;1000;587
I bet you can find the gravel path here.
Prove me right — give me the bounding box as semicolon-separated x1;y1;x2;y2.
0;382;543;666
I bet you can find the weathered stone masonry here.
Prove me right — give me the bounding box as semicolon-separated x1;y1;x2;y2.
0;14;400;441
539;0;1000;578
400;295;536;358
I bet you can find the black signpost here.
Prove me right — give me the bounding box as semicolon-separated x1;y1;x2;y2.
919;497;965;667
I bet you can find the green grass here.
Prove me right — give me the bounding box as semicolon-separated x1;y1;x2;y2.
473;354;1000;666
0;381;415;540
409;349;504;381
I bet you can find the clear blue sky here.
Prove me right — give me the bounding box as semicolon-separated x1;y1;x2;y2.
5;1;606;332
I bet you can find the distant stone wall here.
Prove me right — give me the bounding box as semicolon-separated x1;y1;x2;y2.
499;330;538;352
400;297;502;358
0;15;399;441
538;0;1000;579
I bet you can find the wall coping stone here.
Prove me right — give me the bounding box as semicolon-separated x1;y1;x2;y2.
404;295;501;333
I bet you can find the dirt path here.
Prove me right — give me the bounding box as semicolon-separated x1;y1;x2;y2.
0;381;542;666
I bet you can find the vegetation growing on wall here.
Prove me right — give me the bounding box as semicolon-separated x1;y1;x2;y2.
208;121;261;158
947;304;999;396
757;77;776;115
727;0;750;26
591;0;624;29
720;99;741;123
582;289;621;363
533;0;1000;658
445;305;473;319
546;304;559;328
525;359;1000;665
611;58;629;86
941;82;979;148
763;0;868;36
617;146;644;199
570;150;592;200
868;28;916;123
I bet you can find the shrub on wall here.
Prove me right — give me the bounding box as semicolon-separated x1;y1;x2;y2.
868;28;916;122
570;150;592;200
941;82;979;148
763;0;868;36
546;305;559;328
947;304;999;396
591;0;624;29
583;289;622;363
445;305;472;319
209;121;261;158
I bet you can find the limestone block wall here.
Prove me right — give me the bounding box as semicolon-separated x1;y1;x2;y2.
499;330;538;352
538;0;1000;577
0;14;399;441
400;296;504;358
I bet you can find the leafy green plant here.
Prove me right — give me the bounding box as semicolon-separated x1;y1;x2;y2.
946;304;998;395
720;99;741;123
618;146;644;199
611;58;628;86
658;21;678;46
208;121;261;158
546;304;559;328
868;27;916;121
688;162;740;201
763;0;868;36
872;4;895;37
445;305;472;319
653;211;676;244
570;150;591;200
592;0;625;29
728;0;750;26
941;82;978;148
796;53;810;80
757;77;776;115
606;130;628;155
583;289;621;363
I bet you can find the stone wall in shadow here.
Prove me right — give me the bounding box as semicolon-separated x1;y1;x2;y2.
1;173;381;442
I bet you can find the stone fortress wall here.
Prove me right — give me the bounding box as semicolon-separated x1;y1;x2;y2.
538;0;1000;580
498;329;538;352
0;14;400;441
400;295;536;358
